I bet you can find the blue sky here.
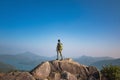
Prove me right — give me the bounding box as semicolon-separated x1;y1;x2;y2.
0;0;120;58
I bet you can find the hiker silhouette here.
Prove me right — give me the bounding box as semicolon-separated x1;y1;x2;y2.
56;39;63;60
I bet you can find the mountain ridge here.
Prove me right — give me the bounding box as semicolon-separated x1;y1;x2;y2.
91;58;120;69
0;52;119;71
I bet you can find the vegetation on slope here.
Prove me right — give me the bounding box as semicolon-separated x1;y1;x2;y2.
101;64;120;80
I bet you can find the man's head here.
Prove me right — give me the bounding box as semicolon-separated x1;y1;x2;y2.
58;39;60;42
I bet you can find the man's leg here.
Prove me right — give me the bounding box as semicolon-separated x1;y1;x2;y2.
60;51;63;60
56;51;59;60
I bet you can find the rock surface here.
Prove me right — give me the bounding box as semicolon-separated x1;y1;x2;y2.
31;61;51;79
31;58;101;80
0;72;35;80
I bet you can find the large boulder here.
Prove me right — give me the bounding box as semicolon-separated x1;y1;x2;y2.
31;58;101;80
31;61;51;79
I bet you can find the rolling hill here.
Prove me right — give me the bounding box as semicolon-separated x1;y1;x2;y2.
74;55;113;65
0;61;16;73
0;52;119;71
0;52;50;71
91;58;120;69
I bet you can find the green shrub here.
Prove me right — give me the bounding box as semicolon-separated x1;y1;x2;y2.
101;65;120;80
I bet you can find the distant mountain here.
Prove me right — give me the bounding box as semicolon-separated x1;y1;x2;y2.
74;55;113;65
14;51;42;61
0;52;119;71
0;52;51;71
91;58;120;69
0;61;16;73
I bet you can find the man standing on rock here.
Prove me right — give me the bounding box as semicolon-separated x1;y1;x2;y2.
56;39;63;60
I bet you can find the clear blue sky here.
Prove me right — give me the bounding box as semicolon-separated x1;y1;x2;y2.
0;0;120;58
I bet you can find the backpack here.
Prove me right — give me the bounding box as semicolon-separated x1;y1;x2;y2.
57;43;63;50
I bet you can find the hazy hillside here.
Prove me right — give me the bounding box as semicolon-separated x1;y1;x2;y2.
74;55;113;65
0;52;119;71
91;58;120;69
0;61;16;73
0;52;50;71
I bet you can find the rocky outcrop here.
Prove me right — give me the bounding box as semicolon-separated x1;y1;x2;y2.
31;58;101;80
0;72;35;80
